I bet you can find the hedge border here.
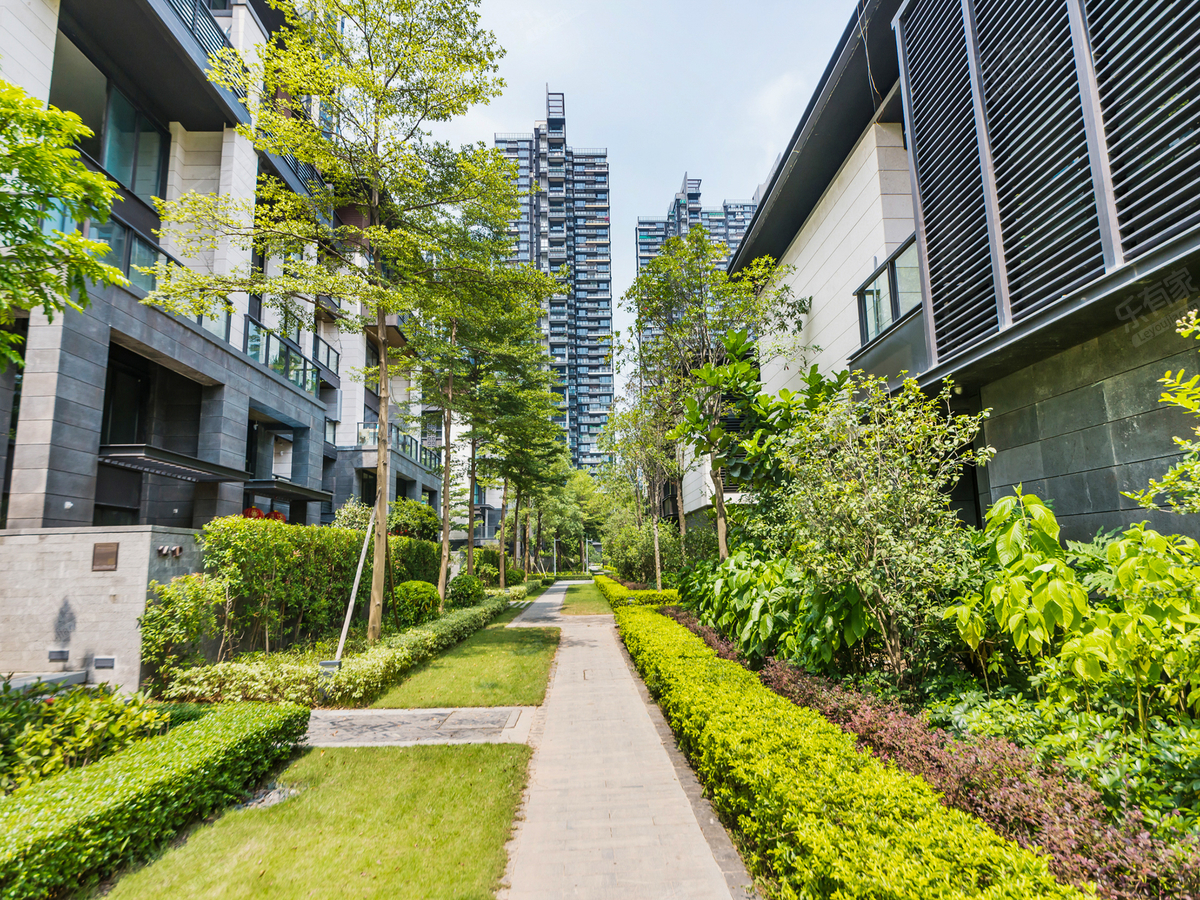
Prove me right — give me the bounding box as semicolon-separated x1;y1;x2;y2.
0;701;309;900
614;607;1085;900
595;574;678;607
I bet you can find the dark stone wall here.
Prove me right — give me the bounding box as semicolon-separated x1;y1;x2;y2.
977;300;1200;541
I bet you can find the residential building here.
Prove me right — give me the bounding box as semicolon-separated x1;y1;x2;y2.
683;0;1200;544
494;91;614;471
0;0;441;533
635;174;756;271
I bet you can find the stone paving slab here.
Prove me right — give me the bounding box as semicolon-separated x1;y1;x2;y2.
305;706;536;747
500;582;756;900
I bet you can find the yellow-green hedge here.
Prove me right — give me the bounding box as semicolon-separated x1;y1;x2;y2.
595;574;678;607
0;702;309;900
614;606;1085;900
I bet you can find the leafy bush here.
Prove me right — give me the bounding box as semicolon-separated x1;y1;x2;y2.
447;574;484;608
475;562;499;586
615;606;1082;900
0;701;308;899
395;580;439;627
603;517;682;585
164;599;508;707
505;567;526;585
0;681;167;796
595;575;676;608
187;517;440;659
139;573;222;689
331;496;441;540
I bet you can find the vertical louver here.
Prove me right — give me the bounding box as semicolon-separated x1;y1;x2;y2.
974;0;1105;319
1086;0;1200;258
902;0;999;357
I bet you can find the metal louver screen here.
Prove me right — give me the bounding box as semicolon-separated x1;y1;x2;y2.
974;0;1105;320
1086;0;1200;258
902;0;999;358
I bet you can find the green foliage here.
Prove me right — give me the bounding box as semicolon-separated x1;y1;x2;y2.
475;562;499;586
193;517;439;659
447;574;485;608
595;575;677;608
0;701;309;899
0;682;166;796
332;496;441;541
0;80;126;366
541;576;555;586
394;580;440;627
164;599;509;707
505;567;526;585
139;574;222;690
615;607;1082;899
603;517;682;585
1126;311;1200;515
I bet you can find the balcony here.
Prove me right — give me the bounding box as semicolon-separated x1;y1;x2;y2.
244;316;320;395
356;423;442;471
312;334;340;375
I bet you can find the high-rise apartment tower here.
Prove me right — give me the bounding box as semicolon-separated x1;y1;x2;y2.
495;91;613;469
636;174;756;271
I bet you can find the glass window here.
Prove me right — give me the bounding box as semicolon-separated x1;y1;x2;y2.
132;119;164;201
894;242;922;316
128;236;160;292
48;33;105;160
91;220;128;270
861;272;892;342
102;90;138;189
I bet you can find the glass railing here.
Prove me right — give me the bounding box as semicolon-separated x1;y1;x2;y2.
313;334;340;374
324;418;337;444
356;423;441;471
245;316;319;395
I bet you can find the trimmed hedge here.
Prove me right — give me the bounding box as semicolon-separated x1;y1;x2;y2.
0;701;308;900
165;598;511;707
595;574;678;607
447;573;485;608
394;580;439;627
614;607;1083;900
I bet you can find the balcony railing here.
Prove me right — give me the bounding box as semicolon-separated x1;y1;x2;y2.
312;334;340;374
356;423;441;471
244;316;319;395
166;0;246;98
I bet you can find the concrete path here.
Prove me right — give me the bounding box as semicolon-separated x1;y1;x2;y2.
502;581;754;900
305;706;536;747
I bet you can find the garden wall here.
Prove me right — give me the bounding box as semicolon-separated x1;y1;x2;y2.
0;525;201;692
978;296;1199;541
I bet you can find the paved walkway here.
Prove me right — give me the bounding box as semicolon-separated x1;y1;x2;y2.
305;706;536;747
502;582;754;900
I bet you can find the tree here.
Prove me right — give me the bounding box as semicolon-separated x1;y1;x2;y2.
145;0;523;642
621;224;807;560
0;80;126;365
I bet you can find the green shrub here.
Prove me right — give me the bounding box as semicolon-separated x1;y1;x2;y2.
194;517;441;657
595;575;675;608
505;567;526;585
0;701;308;899
505;585;528;602
331;496;441;540
475;563;499;586
447;574;485;608
395;580;439;627
139;573;222;690
0;682;167;795
165;600;508;707
614;607;1083;900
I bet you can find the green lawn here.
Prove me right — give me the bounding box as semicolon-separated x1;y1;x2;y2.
371;606;558;708
104;744;530;900
559;581;612;616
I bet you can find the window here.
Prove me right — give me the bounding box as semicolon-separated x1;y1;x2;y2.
856;236;922;345
91;219;162;293
48;32;167;205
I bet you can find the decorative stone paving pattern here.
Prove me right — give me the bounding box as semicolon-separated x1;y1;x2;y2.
305;706;536;747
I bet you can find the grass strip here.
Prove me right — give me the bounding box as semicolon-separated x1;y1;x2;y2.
103;744;531;900
371;607;558;708
559;582;612;616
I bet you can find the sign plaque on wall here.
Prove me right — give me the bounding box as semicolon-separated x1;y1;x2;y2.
92;543;119;572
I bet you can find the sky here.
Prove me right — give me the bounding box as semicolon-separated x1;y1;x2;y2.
434;0;860;369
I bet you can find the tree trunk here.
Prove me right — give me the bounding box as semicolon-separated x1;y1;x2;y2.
511;489;522;571
498;478;509;590
581;536;586;571
467;436;477;575
709;452;729;561
437;321;456;609
675;476;686;559
535;509;543;574
368;314;390;643
524;508;532;572
651;496;662;592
